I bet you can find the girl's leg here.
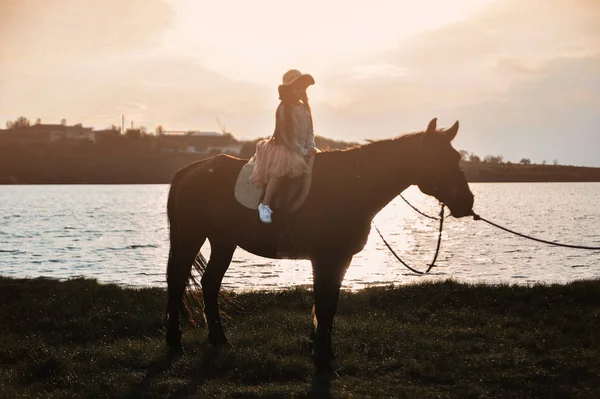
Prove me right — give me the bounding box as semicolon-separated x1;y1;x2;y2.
262;176;281;206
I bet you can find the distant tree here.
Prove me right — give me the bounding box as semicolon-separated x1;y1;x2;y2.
468;153;481;163
35;118;41;125
6;116;31;129
553;159;559;166
542;160;547;165
139;126;147;135
60;118;67;126
155;125;165;135
109;124;120;132
484;155;504;164
459;149;470;161
519;158;531;165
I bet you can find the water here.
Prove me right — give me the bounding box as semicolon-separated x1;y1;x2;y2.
1;184;599;290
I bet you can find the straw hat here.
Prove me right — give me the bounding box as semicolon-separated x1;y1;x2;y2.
279;69;315;88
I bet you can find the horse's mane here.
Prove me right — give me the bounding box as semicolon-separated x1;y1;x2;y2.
317;130;424;157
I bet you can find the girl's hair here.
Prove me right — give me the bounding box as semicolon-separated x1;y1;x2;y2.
273;84;313;144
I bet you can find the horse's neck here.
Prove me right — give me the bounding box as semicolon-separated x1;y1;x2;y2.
353;135;420;218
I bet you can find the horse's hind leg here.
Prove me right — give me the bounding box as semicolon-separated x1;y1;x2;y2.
201;237;236;347
166;237;205;354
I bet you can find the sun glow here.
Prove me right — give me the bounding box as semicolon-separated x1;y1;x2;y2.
158;0;498;85
3;0;599;166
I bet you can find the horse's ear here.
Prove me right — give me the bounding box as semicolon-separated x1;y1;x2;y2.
425;118;437;134
444;121;459;141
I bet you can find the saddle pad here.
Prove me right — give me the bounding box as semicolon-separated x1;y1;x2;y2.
234;154;316;213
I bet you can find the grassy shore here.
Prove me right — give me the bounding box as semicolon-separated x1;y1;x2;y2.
0;277;599;398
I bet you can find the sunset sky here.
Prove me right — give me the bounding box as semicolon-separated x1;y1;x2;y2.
1;0;599;166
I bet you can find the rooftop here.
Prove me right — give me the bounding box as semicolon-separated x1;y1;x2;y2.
165;130;223;136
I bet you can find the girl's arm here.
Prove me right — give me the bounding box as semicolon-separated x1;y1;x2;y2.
277;105;307;156
305;114;316;153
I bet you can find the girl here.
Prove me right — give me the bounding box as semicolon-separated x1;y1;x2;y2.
249;69;317;223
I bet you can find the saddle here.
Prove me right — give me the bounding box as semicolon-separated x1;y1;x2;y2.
234;154;317;213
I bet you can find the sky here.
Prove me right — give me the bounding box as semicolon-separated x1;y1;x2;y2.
1;0;599;166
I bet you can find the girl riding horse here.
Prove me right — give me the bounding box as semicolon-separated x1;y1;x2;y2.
249;69;318;223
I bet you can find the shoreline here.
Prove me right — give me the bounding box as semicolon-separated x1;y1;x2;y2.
1;273;598;291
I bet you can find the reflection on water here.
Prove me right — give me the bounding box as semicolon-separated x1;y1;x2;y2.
1;183;599;290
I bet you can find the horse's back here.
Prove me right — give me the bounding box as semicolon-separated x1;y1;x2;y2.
173;155;245;188
169;155;248;215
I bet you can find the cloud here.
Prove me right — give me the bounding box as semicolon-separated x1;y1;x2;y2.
312;0;600;165
1;0;598;165
0;0;175;64
0;52;274;134
323;0;600;110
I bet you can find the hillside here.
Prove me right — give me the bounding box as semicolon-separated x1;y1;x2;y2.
1;137;599;184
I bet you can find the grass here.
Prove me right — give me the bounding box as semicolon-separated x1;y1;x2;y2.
0;277;599;398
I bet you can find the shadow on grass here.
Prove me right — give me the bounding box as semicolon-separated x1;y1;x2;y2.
123;345;225;398
167;346;226;398
123;343;336;398
125;351;176;399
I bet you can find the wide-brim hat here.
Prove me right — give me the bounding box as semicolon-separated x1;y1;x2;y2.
279;69;315;88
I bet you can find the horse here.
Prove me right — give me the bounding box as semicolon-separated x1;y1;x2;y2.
164;117;475;373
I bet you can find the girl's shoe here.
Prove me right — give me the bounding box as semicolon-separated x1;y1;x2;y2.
258;203;273;223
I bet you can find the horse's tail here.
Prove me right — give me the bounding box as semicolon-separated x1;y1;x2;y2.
166;159;209;258
166;161;210;326
166;164;189;272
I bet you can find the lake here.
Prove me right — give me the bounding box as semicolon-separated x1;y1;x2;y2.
1;183;599;290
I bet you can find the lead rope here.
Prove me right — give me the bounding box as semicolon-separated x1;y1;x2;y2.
471;212;600;250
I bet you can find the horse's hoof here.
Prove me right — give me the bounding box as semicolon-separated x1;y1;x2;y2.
210;342;231;353
167;345;184;359
314;367;339;382
166;338;184;357
209;338;230;348
314;356;337;376
208;332;230;348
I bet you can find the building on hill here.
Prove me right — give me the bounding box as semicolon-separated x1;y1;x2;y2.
49;124;95;143
160;130;240;153
0;123;95;144
184;143;244;156
94;128;121;139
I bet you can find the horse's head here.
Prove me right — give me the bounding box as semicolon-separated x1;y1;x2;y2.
415;118;474;218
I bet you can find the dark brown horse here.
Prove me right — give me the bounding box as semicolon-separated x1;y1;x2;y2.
165;118;474;372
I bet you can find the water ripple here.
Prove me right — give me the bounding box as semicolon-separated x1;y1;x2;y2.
0;183;599;290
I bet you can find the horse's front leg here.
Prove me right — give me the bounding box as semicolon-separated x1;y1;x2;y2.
201;239;236;347
311;254;352;372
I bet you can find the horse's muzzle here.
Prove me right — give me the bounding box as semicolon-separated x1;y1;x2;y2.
447;192;474;218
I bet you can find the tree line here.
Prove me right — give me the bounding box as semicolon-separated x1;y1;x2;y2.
458;150;559;166
4;116;559;165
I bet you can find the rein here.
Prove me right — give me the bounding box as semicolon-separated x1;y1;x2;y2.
373;204;445;275
355;147;446;274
